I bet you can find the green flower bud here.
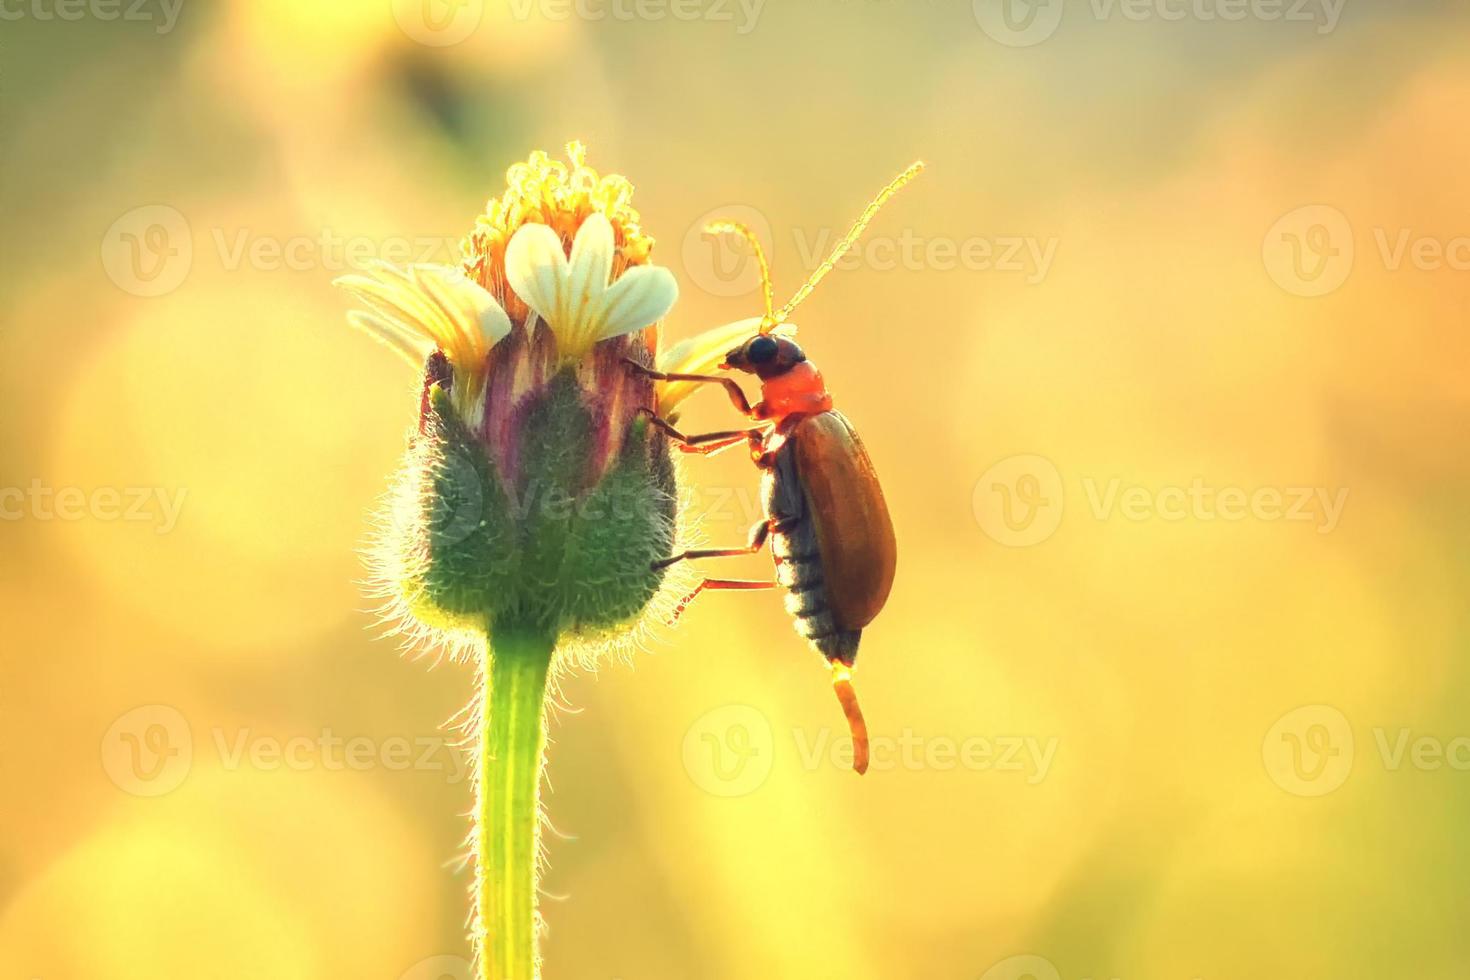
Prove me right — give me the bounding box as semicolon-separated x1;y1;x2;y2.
340;144;695;655
401;362;676;639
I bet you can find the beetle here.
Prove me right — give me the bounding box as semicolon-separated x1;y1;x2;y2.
624;162;923;774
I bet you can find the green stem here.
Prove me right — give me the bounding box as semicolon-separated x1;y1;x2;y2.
477;626;555;980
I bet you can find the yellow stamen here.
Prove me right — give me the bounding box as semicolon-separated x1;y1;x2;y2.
463;141;655;322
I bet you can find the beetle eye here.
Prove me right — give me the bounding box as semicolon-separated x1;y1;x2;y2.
747;335;779;363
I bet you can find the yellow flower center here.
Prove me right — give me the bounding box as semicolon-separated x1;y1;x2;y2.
462;141;655;325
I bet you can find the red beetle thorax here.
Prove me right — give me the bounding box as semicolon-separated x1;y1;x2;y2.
760;360;833;422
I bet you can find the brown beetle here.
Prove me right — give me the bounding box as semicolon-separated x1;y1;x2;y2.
626;162;922;773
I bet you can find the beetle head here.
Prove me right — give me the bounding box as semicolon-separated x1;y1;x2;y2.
721;334;807;379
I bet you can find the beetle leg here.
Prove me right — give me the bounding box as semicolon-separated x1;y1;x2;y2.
653;520;771;571
636;408;768;457
621;358;757;417
668;577;776;625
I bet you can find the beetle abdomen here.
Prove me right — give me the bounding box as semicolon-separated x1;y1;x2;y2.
791;411;896;631
764;439;862;666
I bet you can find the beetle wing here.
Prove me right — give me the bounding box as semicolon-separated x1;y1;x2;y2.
792;412;896;631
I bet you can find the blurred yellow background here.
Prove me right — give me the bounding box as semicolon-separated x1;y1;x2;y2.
3;1;1469;977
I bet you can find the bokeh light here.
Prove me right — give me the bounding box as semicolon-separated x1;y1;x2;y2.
4;2;1469;978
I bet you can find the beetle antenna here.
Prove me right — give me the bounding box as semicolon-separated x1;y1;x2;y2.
772;160;925;327
830;662;870;775
705;220;777;332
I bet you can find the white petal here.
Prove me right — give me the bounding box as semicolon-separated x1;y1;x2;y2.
656;316;765;374
654;318;796;417
346;310;430;367
334;269;445;341
563;212;615;347
476;298;513;346
504;222;569;326
596;264;679;341
412;264;512;347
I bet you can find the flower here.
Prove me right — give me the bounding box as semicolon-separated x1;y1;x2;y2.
337;261;510;426
335;142;747;980
505;211;677;363
334;142;737;643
